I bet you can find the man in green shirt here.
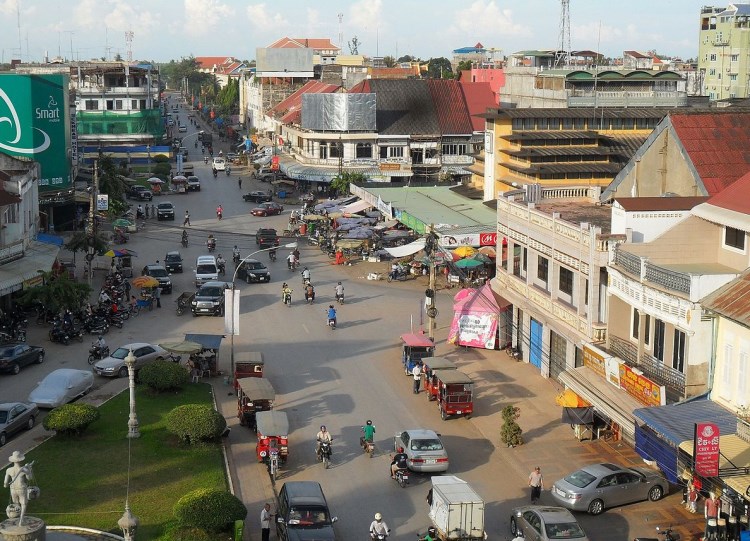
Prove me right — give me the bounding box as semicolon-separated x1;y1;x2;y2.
360;420;375;449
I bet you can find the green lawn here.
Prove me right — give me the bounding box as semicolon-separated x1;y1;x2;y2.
26;383;228;539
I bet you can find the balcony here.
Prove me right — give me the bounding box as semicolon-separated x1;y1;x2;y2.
609;335;685;401
78;85;155;96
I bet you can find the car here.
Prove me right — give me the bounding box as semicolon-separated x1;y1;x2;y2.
276;481;338;541
243;191;272;204
510;505;589;541
251;202;284;217
191;281;230;316
93;343;168;378
142;264;172;293
0;402;39;447
27;369;94;408
393;429;449;472
235;259;271;283
179;147;189;158
212;157;226;171
186;176;201;191
128;185;153;201
157;201;175;221
256;172;276;182
255;228;280;248
164;251;183;273
178;125;187;133
0;344;45;375
226;152;238;162
550;462;669;515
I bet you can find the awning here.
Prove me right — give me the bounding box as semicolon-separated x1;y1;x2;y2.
340;200;372;215
35;233;64;246
184;333;224;350
453;283;510;313
679;435;750;500
385;238;426;258
633;399;737;446
558;366;644;443
374;219;399;230
0;242;60;297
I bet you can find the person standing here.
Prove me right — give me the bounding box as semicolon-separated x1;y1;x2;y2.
412;361;423;394
528;466;544;504
238;176;242;189
183;210;191;226
154;286;162;309
260;503;272;541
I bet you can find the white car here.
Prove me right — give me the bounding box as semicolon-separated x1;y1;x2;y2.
27;369;94;409
212;157;226;171
93;343;168;378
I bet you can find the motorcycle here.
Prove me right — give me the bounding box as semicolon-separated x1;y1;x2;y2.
317;439;332;469
217;209;223;220
204;156;209;164
212;169;218;178
233;253;241;267
226;168;231;176
634;527;679;541
387;265;412;282
82;317;109;335
207;240;216;253
328;317;336;330
361;430;374;457
282;290;292;307
394;467;409;488
217;260;226;276
48;324;70;345
88;343;110;364
107;313;124;329
369;532;388;540
269;250;277;262
287;258;298;271
181;234;189;248
166;352;182;363
336;292;345;305
305;288;315;305
301;273;311;287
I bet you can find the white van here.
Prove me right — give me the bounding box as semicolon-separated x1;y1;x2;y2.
195;255;219;287
212;157;226;171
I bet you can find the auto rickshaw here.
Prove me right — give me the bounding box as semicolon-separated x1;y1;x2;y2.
400;333;435;375
237;377;275;431
233;351;264;390
433;369;474;420
422;357;457;401
255;410;289;465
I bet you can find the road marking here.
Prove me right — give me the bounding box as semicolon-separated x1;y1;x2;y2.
301;323;310;334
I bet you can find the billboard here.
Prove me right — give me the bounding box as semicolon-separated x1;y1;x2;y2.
0;74;71;192
694;422;720;477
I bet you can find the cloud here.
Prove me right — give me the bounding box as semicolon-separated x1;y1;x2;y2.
349;0;382;31
73;0;99;29
0;0;18;16
104;4;157;33
184;0;231;34
450;0;531;37
246;3;289;29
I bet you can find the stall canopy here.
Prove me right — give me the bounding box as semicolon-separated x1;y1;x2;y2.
633;399;737;447
448;283;510;349
453;283;510;313
184;333;224;350
340;199;372;215
385;238;426;258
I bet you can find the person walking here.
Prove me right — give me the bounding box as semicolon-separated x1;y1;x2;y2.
528;466;544;504
238;176;242;189
412;361;423;394
154;285;162;309
183;210;191;226
260;503;272;541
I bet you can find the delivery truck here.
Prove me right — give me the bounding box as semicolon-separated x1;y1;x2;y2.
428;476;487;540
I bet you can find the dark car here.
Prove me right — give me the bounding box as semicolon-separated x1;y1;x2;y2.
128;185;153;201
157;201;175;221
0;402;39;447
142;264;172;294
186;176;201;191
257;172;276;182
243;191;272;204
276;481;338;541
251;202;284;217
255;228;280;248
0;344;45;375
164;251;183;273
236;259;271;284
191;281;230;316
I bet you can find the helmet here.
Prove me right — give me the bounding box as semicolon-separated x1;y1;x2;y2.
320;425;326;431
338;281;341;285
329;305;334;309
374;513;382;521
98;335;103;340
428;527;437;535
397;447;404;453
366;420;373;426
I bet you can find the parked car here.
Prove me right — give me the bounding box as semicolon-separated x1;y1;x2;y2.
178;125;187;133
276;481;338;541
27;369;94;408
141;264;172;293
243;191;272;204
255;228;280;248
191;281;230;317
256;171;276;182
510;505;589;541
0;344;45;375
226;152;238;162
164;251;183;273
251;202;284;217
0;402;39;447
550;462;668;515
186;176;201;191
235;259;271;284
157;201;175;221
128;185;153;201
394;429;449;472
93;343;168;378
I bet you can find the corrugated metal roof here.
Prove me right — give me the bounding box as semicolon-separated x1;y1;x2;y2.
700;268;750;325
350;79;440;135
505;161;622;175
270;81;340;124
633;399;737;446
427;80;473;135
504;130;599;141
506;146;612;157
614;196;708;211
482;107;672;120
704;170;750;214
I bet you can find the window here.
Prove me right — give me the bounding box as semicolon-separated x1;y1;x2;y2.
559;266;573;295
631;309;639;340
537;256;548;283
673;329;686;372
724;226;745;251
106;100;114;110
131;99;139;109
731;54;739;62
738;349;748;401
355;143;372;159
722;343;733;399
632;309;651;345
329;143;342;158
710;53;717;61
654;319;666;361
442;143;467;155
85;100;98;110
115;99;123;110
379;146;404;159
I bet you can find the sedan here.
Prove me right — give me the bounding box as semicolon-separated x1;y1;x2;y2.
0;344;45;375
93;343;167;378
178;125;187;133
0;402;39;446
510;505;589;541
243;191;272;204
27;369;94;408
550;462;668;515
394;429;449;472
250;202;284;217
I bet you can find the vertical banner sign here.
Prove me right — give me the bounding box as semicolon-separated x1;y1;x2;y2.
70;109;78;166
224;289;240;336
96;194;109;211
694;422;720;477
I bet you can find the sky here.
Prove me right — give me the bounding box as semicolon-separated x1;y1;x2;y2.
0;0;714;64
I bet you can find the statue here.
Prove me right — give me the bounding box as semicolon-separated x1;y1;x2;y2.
4;451;35;526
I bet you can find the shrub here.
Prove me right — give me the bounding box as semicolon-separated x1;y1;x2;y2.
152;162;171;177
152;154;170;163
173;488;247;532
500;404;523;447
43;404;100;436
139;360;189;392
166;404;227;444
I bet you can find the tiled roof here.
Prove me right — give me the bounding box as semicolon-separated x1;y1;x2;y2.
670;111;750;195
370;67;414;79
267;37;340;51
427;80;472;134
349;79;439;135
704;170;750;214
459;82;496;131
614;196;708;212
195;56;233;69
624;50;650;58
270;81;340;124
701;268;750;326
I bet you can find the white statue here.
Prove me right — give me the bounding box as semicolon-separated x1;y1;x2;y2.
3;451;34;525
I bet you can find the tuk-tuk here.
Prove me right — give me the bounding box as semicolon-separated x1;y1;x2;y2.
233;351;264;390
400;333;435;375
433;369;474;420
237;377;275;431
255;410;289;465
422;357;457;401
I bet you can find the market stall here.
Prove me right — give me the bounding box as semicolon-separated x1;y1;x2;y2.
184;333;224;376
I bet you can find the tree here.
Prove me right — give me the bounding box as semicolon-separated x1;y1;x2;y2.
216;78;239;116
96;155;128;218
330;171;366;198
160;56;213;93
17;271;92;313
398;55;417;63
65;231;109;257
426;57;453;79
348;36;360;55
500;405;523;447
456;60;473;73
383;56;397;68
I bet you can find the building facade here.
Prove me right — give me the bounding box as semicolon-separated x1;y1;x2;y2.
698;4;750;100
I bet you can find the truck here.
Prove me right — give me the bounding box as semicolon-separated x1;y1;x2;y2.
428;476;486;540
198;131;213;145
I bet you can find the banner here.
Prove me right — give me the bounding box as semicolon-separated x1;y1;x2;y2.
618;363;665;406
439;232;497;248
448;312;498;349
224;289;240;336
694;422;720;477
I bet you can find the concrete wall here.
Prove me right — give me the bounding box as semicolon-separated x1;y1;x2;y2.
713;317;750;411
611;204;692;243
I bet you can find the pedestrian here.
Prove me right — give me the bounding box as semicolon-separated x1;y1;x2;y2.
183;210;191;226
238;176;242;189
154;285;161;308
124;279;131;299
412;361;423;394
426;487;433;507
528;466;544;503
687;482;698;513
260;503;272;541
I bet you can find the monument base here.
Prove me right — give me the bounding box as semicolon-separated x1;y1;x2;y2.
0;516;46;541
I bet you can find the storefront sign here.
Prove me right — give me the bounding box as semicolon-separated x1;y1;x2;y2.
271;155;280;171
70;110;78;166
582;344;607;378
439;232;497;248
618;364;665;406
604;357;621;387
694;422;720;477
448;312;498;349
96;194;109;211
379;163;401;171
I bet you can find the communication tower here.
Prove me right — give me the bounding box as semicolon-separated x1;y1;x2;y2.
554;0;571;68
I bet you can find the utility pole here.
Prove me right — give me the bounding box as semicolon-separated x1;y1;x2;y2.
425;225;438;340
86;160;99;286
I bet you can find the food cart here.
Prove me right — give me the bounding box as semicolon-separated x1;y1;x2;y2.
434;370;474;420
184;333;223;376
423;357;457;401
237;377;275;431
171;175;188;194
400;333;435;375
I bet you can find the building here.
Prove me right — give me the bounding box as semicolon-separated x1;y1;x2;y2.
698;4;750;100
267;37;340;65
194;56;246;88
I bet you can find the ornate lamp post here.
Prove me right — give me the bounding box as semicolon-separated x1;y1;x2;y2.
118;502;139;541
125;348;140;438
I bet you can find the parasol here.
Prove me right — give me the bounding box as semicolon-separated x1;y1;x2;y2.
336;239;365;249
478;246;496;257
454;258;484;269
158;341;204;354
453;288;474;302
112;218;134;228
453;246;476;258
132;276;160;288
473;253;492;263
147;178;165;184
104;248;138;258
172;175;188;182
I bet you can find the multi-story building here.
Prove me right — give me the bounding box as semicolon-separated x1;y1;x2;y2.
698;4;750;100
195;56;245;88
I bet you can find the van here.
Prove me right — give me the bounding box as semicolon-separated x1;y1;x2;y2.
276;481;338;541
212;157;226;171
195;255;219;287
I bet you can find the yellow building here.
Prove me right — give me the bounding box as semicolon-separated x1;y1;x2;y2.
698;4;750;100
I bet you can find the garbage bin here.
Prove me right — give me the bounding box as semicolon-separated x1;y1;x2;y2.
234;519;244;541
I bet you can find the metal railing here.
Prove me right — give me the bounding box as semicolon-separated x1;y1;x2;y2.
609;335;686;398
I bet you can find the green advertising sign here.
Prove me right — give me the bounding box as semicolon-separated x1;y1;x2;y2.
0;74;71;192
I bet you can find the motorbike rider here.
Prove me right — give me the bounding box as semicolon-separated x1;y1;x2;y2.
326;305;336;326
369;513;390;539
226;165;231;176
361;419;375;449
391;447;409;479
421;527;438;541
305;283;315;303
315;425;332;461
282;283;293;305
212;168;218;178
292;247;300;262
287;252;297;270
301;267;311;283
204;156;209;164
207;234;216;251
216;254;226;274
136;204;145;219
99;289;112;305
269;246;277;261
335;282;344;302
216;205;223;220
390;262;400;281
182;229;189;245
233;245;241;265
95;335;107;354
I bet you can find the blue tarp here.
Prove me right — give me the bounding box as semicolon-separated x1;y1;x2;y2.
36;233;64;246
633;399;736;446
185;333;224;350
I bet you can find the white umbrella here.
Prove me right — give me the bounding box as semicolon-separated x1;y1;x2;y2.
147;178;165;184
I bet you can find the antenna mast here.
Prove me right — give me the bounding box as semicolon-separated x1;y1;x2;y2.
16;2;22;61
338;13;344;49
554;0;571;68
125;30;134;62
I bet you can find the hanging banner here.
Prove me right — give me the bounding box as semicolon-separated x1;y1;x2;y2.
448;312;498;349
694;422;720;477
224;289;240;336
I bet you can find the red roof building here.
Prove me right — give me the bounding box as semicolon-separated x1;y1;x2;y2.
267;37;340;55
269;81;340;125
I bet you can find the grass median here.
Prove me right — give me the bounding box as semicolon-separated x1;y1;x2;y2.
25;382;228;540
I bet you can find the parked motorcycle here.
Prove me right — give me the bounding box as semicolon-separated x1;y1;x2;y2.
634;526;679;541
82;317;109;335
49;322;72;345
88;343;111;364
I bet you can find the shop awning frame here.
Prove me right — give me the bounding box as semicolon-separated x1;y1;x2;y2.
633;399;737;447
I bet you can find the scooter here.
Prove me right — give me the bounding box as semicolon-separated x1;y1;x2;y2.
182;234;189;248
88;343;110;364
369;532;388;540
48;323;71;345
204;156;209;164
269;250;277;262
282;290;292;307
394;467;409;488
213;169;218;178
336;292;345;305
207;240;216;253
317;439;332;469
217;260;226;276
633;526;679;541
226;168;231;176
360;431;374;457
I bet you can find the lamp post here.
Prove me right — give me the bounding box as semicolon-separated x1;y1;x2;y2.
146;145;151;176
229;243;298;380
125;348;140;438
118;502;139;540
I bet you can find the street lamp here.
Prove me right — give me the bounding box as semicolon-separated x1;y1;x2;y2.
118;502;139;540
125;348;140;439
229;242;298;380
146;145;151;176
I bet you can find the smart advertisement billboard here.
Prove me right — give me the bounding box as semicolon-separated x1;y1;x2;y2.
0;74;71;192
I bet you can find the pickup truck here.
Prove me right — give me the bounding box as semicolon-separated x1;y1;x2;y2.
255;228;279;248
128;185;153;201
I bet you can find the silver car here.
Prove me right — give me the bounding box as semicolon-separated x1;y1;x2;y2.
0;402;39;447
93;343;167;378
27;369;94;408
550;462;668;515
510;505;589;541
394;429;449;472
